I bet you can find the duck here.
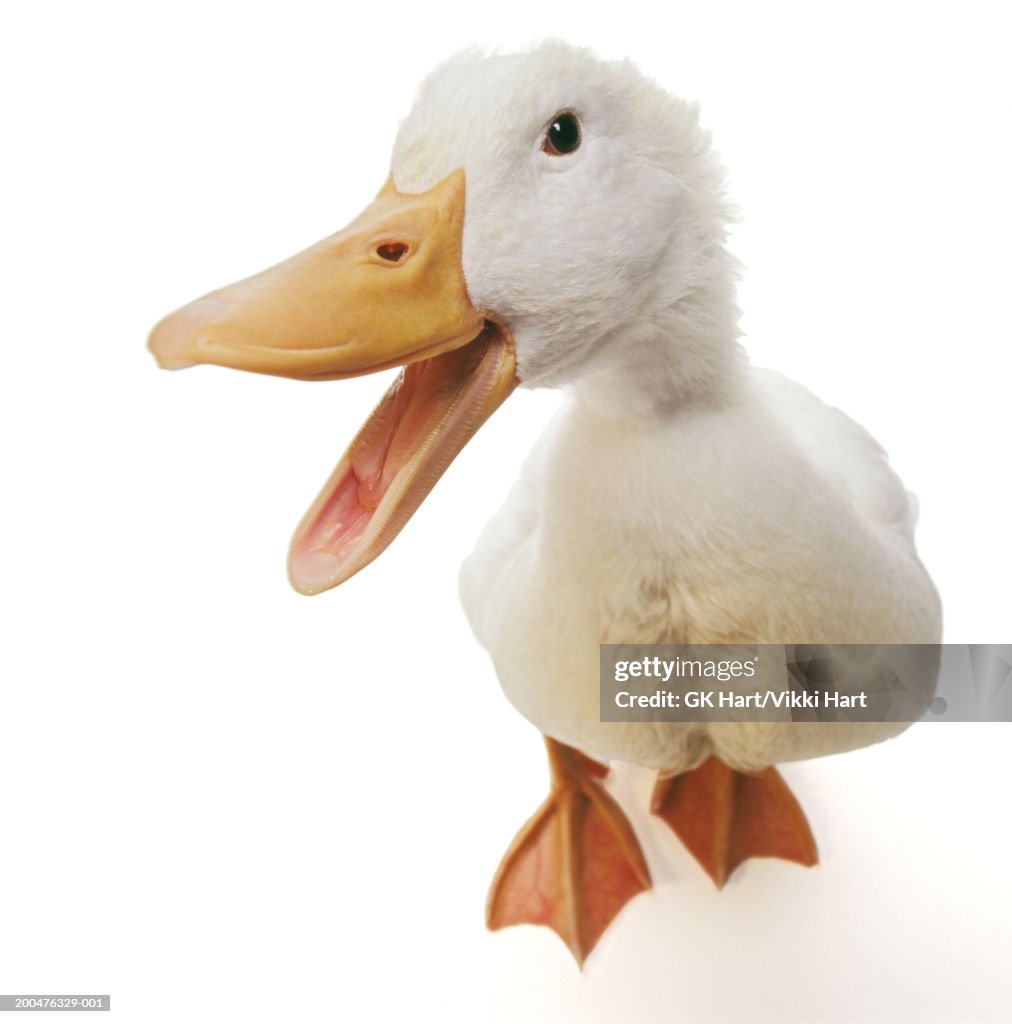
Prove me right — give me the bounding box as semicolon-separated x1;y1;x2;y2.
147;40;942;966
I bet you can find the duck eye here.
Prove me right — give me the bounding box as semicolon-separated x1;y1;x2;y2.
543;112;581;156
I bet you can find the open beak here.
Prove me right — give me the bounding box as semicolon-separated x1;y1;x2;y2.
148;169;517;594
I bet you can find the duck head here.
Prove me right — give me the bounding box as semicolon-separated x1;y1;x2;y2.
148;41;736;594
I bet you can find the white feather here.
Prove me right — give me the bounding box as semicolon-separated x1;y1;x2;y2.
392;41;941;773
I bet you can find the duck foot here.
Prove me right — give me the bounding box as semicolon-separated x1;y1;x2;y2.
486;738;651;967
651;756;818;888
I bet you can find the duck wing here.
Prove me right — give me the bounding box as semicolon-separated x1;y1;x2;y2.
752;367;919;543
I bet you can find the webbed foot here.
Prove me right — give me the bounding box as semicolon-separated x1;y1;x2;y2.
651;756;818;887
487;738;651;966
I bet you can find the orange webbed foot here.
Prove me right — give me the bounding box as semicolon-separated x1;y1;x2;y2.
651;756;818;888
487;739;651;966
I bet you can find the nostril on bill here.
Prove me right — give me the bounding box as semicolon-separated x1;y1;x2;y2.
377;242;409;262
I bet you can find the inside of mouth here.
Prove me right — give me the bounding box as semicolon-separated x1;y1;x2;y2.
290;324;505;589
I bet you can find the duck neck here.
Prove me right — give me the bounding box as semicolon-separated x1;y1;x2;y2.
570;252;744;421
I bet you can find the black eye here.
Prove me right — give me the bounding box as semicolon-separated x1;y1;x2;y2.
544;112;581;156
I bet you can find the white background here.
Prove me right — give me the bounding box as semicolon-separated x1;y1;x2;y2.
1;2;1010;1022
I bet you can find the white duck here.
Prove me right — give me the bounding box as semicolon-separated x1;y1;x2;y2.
149;41;941;965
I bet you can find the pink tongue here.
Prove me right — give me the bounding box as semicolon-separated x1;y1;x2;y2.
297;369;428;559
312;473;371;551
349;361;443;510
288;326;515;595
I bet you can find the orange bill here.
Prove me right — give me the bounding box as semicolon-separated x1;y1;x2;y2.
148;170;517;593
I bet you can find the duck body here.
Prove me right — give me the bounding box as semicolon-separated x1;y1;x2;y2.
461;364;941;773
148;40;943;966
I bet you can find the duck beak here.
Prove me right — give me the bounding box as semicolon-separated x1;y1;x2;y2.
148;169;517;594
